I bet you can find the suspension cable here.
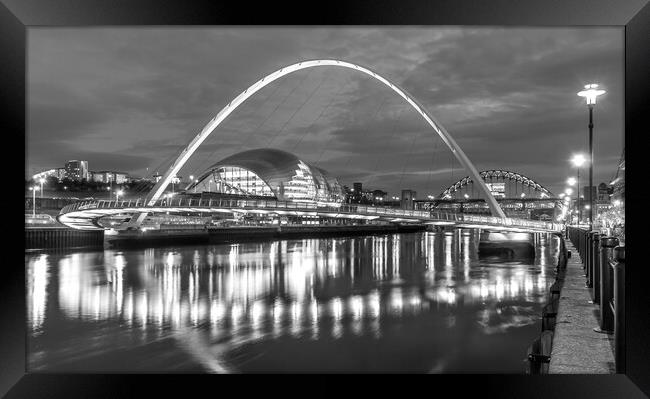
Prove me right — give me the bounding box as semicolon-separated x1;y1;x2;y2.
267;70;327;148
186;76;287;183
290;72;345;154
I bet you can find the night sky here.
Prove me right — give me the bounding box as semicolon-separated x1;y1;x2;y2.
27;27;623;197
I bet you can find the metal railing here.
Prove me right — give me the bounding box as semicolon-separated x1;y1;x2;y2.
566;226;625;373
60;198;562;231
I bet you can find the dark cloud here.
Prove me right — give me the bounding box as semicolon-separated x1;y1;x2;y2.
27;27;623;196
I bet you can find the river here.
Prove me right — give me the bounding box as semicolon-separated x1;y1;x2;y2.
26;229;559;373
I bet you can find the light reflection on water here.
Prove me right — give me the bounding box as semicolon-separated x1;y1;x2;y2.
26;230;559;373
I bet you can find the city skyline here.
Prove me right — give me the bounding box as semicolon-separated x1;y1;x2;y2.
27;27;623;196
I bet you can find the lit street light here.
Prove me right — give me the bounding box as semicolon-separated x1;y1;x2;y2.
567;177;577;186
520;193;526;198
29;186;39;217
578;83;606;230
39;178;45;199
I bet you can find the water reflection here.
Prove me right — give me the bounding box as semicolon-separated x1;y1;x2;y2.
26;230;559;373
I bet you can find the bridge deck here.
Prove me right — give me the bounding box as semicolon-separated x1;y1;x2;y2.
549;240;615;374
57;198;564;232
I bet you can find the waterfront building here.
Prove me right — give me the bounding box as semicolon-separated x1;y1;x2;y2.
65;160;89;181
32;168;60;181
92;171;130;184
189;148;344;205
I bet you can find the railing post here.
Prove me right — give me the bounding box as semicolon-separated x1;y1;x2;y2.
586;232;593;286
581;230;587;268
595;236;618;334
612;246;625;373
591;232;601;302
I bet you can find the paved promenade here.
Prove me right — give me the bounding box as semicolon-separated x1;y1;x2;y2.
549;240;615;373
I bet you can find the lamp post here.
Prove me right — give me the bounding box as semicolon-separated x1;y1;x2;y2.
571;154;586;225
564;187;574;224
30;186;39;217
578;83;606;231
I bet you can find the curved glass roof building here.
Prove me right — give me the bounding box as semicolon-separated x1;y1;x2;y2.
188;148;345;204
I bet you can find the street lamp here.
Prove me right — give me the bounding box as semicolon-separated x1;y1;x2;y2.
39;178;45;199
567;177;576;186
578;83;606;230
571;154;587;224
29;186;39;217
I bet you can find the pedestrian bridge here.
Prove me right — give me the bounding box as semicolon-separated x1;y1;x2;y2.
57;197;563;233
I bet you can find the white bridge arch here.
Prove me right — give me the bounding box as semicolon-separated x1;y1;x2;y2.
141;59;506;223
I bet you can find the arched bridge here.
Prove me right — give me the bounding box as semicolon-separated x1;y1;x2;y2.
137;59;506;222
440;170;554;199
55;60;566;233
57;197;563;233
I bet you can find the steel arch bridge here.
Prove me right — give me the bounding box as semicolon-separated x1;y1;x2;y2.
439;170;554;199
132;59;506;224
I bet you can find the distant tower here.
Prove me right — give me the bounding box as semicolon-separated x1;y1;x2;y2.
64;160;89;181
353;182;362;203
401;189;417;210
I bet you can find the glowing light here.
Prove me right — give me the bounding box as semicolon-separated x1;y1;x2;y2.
332;297;343;321
564;188;573;196
571;154;587;167
577;83;606;105
567;177;577;186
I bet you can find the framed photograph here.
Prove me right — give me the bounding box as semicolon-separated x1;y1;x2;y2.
4;0;649;397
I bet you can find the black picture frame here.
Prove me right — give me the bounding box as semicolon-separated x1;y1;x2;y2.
3;0;649;397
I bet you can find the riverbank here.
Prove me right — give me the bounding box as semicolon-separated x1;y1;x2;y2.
26;224;427;251
548;240;615;373
105;224;426;249
25;227;104;251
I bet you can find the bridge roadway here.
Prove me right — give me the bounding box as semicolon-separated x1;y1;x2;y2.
57;197;563;233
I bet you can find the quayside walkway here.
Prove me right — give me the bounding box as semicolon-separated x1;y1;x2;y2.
549;240;615;373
